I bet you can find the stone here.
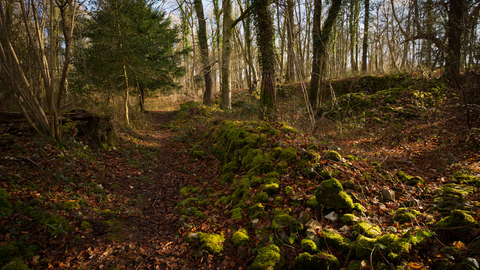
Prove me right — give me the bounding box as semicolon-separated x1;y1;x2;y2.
325;211;339;222
381;189;395;202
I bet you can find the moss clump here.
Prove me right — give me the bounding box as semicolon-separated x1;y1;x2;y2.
273;196;282;206
198;199;211;207
0;240;36;266
62;200;80;211
397;171;425;185
340;214;357;224
436;210;476;231
315;179;354;211
319;229;352;253
272;147;283;159
250;244;285;270
264;172;280;184
248;203;266;219
306;196;320;210
253;192;269;203
189;144;204;159
323;150;342;162
232;229;249;247
0;188;12;218
353;203;364;213
250;176;263;188
284;186;293;196
179;186;191;196
292;252;340;270
1;258;30;270
301;239;318;254
354;221;382;237
452;172;480;186
198;233;225;255
264;183;280;195
215;196;230;206
281;147;297;163
230;208;243;220
274;161;288;174
354;235;378;259
377;234;411;262
80;221;91;230
393;208;421;223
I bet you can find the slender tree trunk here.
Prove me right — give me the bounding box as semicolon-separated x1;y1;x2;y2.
286;0;295;82
123;61;129;126
361;0;369;73
194;0;213;106
221;0;233;109
446;0;466;80
309;0;342;111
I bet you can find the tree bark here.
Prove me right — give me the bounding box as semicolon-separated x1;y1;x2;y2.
285;0;295;82
194;0;213;106
446;0;466;81
309;0;342;111
361;0;369;73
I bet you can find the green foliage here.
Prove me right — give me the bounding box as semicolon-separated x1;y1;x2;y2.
0;188;12;218
0;240;36;267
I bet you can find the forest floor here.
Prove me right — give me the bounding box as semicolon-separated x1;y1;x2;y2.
1;73;480;270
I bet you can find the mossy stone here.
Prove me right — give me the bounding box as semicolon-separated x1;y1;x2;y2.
323;150;342;162
452;172;480;186
250;244;285;270
215;196;230;206
198;233;225;255
319;229;352;254
0;258;30;270
232;229;249;247
250;176;263;188
264;183;280;195
354;221;381;237
285;186;293;196
273;196;282;206
340;214;357;224
230;208;243;220
353;203;364;213
393;208;421;223
274;161;288;174
300;239;318;254
62;200;80;211
315;179;354;211
0;240;35;266
306;196;320;210
80;221;91;230
281;147;297;163
292;252;340;270
354;235;378;259
248;203;266;219
179;186;191;196
436;210;476;231
397;171;425;185
253;192;269;203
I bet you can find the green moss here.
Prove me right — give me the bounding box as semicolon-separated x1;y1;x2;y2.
280;122;297;133
230;208;243;220
189;144;204;159
397;171;425;185
232;229;249;247
250;176;263;188
320;229;352;253
273;196;282;206
62;200;80;211
284;186;293;196
0;240;36;266
323;150;342;162
0;188;12;218
264;183;280;195
179;186;191;196
198;199;211;207
274;161;288;174
248;203;266;219
340;214;357;224
353;203;364;213
315;179;354;211
281;147;297;163
436;210;476;231
198;233;225;255
221;160;239;174
354;235;378;259
0;258;30;270
101;209;115;217
292;252;340;270
345;155;355;161
250;244;285;270
215;196;230;206
307;143;318;151
301;239;318;254
452;172;480;186
264;172;280;184
393;208;421;223
306;196;320;210
80;221;91;230
272;147;283;159
253;192;269;203
354;221;382;237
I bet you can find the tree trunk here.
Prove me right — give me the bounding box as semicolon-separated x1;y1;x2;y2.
309;0;342;111
446;0;466;81
221;0;233;109
361;0;369;73
286;0;295;82
194;0;213;106
254;0;276;113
